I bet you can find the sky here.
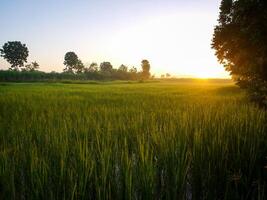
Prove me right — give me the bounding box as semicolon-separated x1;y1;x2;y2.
0;0;229;78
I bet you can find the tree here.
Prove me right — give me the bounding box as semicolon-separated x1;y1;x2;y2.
166;73;171;78
212;0;267;105
76;60;84;73
100;62;113;74
63;52;84;73
0;41;29;70
88;62;98;72
32;61;39;70
24;61;39;71
64;52;78;73
129;66;137;73
128;66;138;80
141;59;151;79
118;64;128;72
115;64;129;80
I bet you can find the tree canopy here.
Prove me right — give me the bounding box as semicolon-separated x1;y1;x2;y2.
0;41;153;81
24;61;39;72
0;41;29;70
63;52;84;73
212;0;267;104
118;64;128;72
141;60;151;79
100;62;113;74
87;62;98;72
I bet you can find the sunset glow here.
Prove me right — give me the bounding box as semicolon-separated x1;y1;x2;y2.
107;13;229;78
0;0;230;78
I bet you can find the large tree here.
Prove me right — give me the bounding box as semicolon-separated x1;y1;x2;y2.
0;41;29;70
100;62;113;74
141;59;151;79
212;0;267;104
63;52;84;73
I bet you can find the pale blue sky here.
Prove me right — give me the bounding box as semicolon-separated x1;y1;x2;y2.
0;0;229;78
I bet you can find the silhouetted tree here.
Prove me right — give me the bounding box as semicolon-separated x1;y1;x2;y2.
161;74;165;78
129;66;137;73
128;66;138;80
166;73;171;78
212;0;267;105
100;62;113;74
0;41;29;70
141;59;151;79
32;61;39;70
64;52;78;73
114;64;129;80
118;64;128;72
76;60;84;73
63;52;84;73
88;62;98;72
24;61;39;71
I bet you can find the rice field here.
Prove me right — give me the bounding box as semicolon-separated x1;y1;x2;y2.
0;80;266;199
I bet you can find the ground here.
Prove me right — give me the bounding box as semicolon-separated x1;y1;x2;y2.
0;79;266;199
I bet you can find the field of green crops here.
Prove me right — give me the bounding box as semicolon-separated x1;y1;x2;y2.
0;80;266;200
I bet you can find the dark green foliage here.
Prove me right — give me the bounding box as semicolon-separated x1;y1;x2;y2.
0;42;148;81
212;0;267;105
0;70;141;82
64;52;78;72
23;61;39;72
76;60;85;73
0;70;86;82
0;41;29;70
63;52;84;73
0;82;266;199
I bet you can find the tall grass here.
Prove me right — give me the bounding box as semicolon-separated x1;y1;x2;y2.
0;80;266;199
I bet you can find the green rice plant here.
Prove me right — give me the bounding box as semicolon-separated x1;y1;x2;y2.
0;80;266;199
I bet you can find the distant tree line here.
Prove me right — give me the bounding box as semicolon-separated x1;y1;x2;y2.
0;41;151;82
161;73;171;78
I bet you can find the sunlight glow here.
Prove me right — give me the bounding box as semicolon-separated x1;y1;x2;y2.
106;12;229;78
0;1;230;78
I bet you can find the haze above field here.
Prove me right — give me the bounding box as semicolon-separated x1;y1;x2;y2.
0;0;229;78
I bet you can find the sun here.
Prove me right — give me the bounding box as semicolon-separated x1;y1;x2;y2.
106;13;230;79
